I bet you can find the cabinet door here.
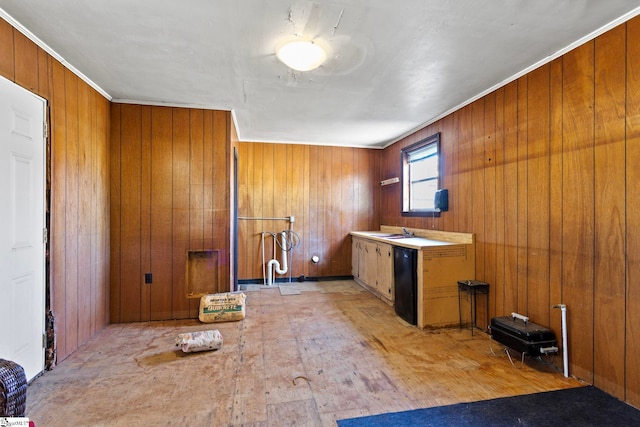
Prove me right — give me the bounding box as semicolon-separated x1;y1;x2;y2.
351;237;360;278
377;243;394;300
361;240;378;287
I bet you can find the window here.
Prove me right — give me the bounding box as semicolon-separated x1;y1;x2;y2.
401;132;441;216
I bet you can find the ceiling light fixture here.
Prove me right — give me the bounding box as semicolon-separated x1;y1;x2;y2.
276;40;327;72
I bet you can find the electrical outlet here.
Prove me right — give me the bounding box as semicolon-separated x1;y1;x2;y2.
144;273;152;284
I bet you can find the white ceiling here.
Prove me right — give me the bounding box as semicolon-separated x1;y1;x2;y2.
1;1;640;148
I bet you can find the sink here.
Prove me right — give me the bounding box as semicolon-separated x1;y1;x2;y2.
371;233;411;239
363;232;414;240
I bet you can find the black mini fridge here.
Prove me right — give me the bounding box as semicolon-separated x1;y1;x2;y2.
394;246;418;325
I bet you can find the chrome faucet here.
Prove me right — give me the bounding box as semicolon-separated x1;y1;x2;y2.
402;227;414;237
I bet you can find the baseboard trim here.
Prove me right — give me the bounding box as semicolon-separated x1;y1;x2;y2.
238;275;353;285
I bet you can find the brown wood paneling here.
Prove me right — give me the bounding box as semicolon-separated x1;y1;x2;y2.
321;146;332;276
149;107;174;320
262;143;276;272
93;92;106;329
0;19;14;80
358;148;374;231
251;142;265;281
109;104;122;323
110;106;232;321
188;110;205;318
64;69;79;357
548;57;564;352
271;143;287;281
440;115;455;232
203;111;215;251
13;29;38;93
17;47;112;363
50;59;68;359
236;139;249;280
370;148;381;231
95;95;110;330
237;142;379;281
626;16;640;408
88;90;98;335
36;47;50;99
140;106;152;321
593;25;626;399
230;118;240;289
502;81;518;313
76;80;92;342
329;146;341;274
483;92;496;328
119;104;142;322
562;41;595;382
526;65;551;325
493;87;506;317
378;142;392;225
212;110;230;293
308;145;320;278
472;100;485;282
249;141;262;281
340;148;355;275
189;110;205;250
516;76;528;314
291;144;306;276
301;144;311;277
171;108;190;319
457;105;473;232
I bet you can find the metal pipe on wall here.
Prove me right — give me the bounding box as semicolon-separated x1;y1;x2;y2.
239;216;294;222
553;304;569;378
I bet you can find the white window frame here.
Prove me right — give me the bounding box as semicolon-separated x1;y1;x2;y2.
401;132;441;217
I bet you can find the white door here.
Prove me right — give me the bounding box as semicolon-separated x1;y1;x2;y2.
0;75;46;382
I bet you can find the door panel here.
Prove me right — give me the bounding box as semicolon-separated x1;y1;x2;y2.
0;75;46;381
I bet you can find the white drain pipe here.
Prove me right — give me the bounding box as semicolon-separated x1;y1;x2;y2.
553;304;569;378
267;231;288;286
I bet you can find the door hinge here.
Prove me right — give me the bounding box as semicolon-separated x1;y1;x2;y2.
42;333;46;348
43;228;48;244
43;121;48;139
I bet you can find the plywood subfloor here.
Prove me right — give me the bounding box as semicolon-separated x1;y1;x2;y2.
26;280;582;426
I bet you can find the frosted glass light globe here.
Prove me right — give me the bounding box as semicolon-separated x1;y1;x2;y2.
276;40;327;72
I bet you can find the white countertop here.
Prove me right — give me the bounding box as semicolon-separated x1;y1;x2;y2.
350;231;462;250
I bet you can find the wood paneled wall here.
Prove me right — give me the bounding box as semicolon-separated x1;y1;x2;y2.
1;17;111;363
237;143;379;281
109;104;231;323
381;17;640;406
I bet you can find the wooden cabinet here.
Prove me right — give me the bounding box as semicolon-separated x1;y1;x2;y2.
418;244;474;328
351;236;394;302
351;228;476;328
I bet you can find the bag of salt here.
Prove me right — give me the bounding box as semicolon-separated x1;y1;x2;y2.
175;329;223;353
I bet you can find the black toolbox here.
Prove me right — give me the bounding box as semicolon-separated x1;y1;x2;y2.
489;314;558;356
